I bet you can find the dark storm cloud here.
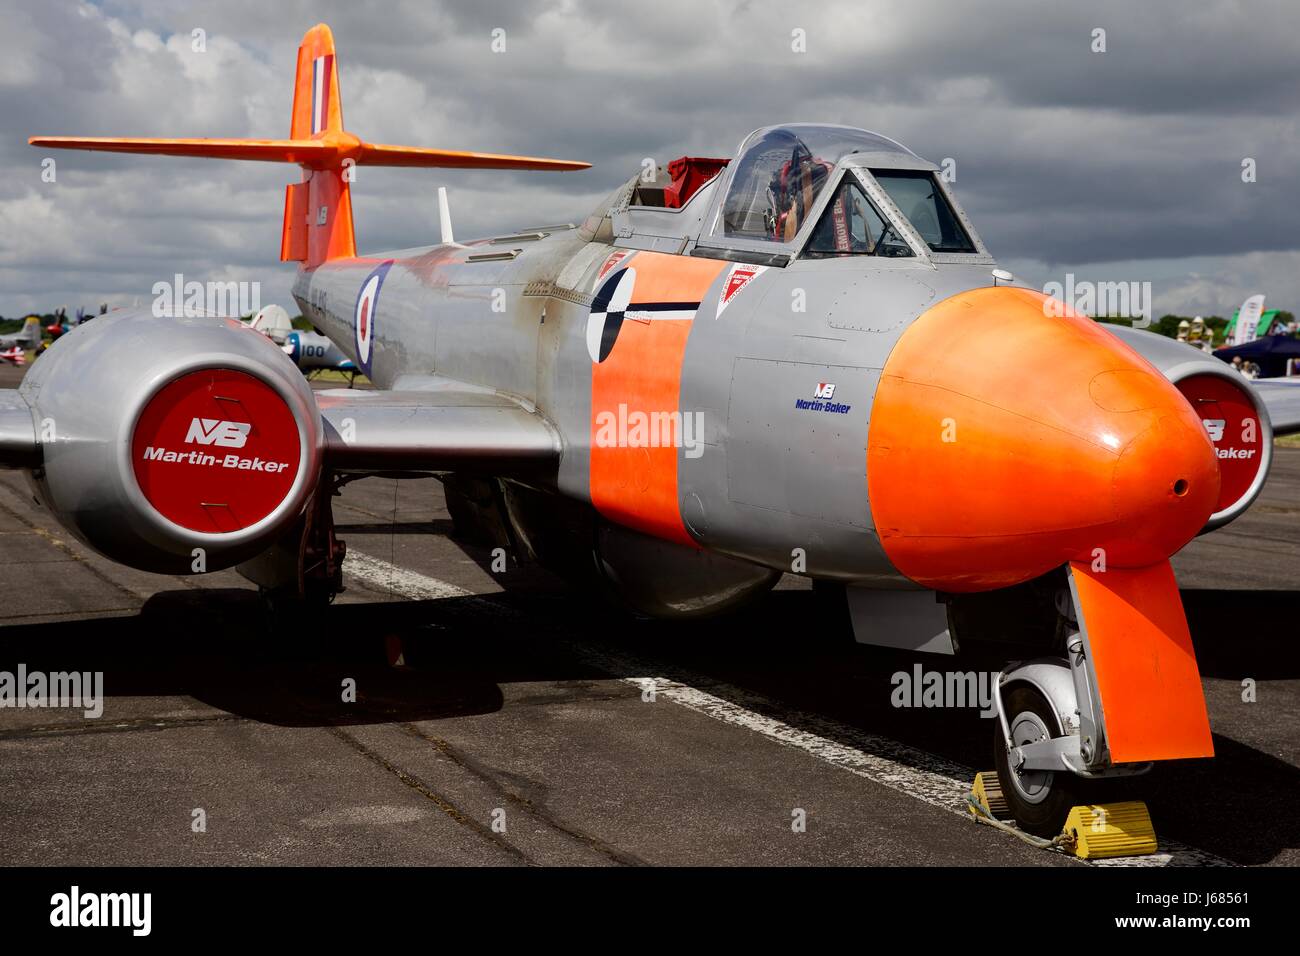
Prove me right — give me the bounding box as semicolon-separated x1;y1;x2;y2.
1;0;1297;316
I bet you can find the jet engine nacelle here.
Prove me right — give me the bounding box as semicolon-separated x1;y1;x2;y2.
19;311;323;573
1106;325;1273;532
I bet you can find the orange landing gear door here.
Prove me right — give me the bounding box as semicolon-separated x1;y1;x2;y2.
1068;560;1213;764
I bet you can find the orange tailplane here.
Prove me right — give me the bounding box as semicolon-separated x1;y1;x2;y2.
29;23;589;269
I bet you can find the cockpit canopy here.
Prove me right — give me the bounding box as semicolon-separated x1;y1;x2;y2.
719;124;918;244
590;122;985;264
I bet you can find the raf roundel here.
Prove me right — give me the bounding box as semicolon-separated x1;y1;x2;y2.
354;260;394;376
586;267;636;363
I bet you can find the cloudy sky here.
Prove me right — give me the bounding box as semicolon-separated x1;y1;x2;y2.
2;0;1297;318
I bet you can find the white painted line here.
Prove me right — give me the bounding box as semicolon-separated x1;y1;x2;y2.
343;551;474;602
344;549;1234;867
627;676;973;811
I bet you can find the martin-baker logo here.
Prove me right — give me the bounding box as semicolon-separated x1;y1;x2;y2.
796;382;851;415
1202;417;1257;459
184;418;251;448
143;418;289;472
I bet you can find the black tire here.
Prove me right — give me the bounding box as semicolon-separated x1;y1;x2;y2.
993;684;1090;838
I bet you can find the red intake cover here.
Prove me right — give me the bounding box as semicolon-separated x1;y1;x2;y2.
1175;373;1263;514
131;369;301;533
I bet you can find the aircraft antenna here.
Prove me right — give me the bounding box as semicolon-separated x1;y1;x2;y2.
438;187;455;246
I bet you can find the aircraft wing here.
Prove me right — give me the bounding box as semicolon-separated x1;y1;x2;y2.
0;381;562;475
1254;379;1300;436
0;391;38;466
315;383;561;475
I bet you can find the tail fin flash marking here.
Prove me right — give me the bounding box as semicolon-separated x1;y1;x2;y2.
312;55;333;135
291;24;342;141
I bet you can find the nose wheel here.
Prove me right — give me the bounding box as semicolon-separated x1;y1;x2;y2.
993;685;1091;838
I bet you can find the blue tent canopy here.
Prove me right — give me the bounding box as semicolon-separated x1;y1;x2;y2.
1214;334;1300;378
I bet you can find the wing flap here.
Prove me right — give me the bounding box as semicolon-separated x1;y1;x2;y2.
315;388;561;474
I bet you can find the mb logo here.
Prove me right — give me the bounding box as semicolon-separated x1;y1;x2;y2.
185;418;251;448
1202;418;1225;442
814;382;836;399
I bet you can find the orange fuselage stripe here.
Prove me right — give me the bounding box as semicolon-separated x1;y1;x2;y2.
590;253;725;546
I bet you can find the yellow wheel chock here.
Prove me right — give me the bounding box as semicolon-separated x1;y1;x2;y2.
1062;801;1157;859
968;773;1158;859
969;771;1012;820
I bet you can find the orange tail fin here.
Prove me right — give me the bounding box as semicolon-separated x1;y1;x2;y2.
284;24;352;265
29;23;589;269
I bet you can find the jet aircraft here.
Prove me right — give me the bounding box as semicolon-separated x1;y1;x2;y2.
7;23;1299;838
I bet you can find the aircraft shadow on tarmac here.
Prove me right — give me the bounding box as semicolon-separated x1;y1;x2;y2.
1180;589;1300;679
0;589;509;728
334;520;456;537
0;583;1296;863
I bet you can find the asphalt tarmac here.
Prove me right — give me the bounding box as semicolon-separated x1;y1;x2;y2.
0;362;1296;866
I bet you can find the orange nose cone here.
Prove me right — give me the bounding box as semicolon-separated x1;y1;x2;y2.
867;287;1219;591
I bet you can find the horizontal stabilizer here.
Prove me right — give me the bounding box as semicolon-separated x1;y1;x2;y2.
355;142;589;171
28;135;589;172
28;136;333;164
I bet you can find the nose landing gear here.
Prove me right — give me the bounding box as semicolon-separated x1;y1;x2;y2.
987;573;1157;853
994;683;1090;838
